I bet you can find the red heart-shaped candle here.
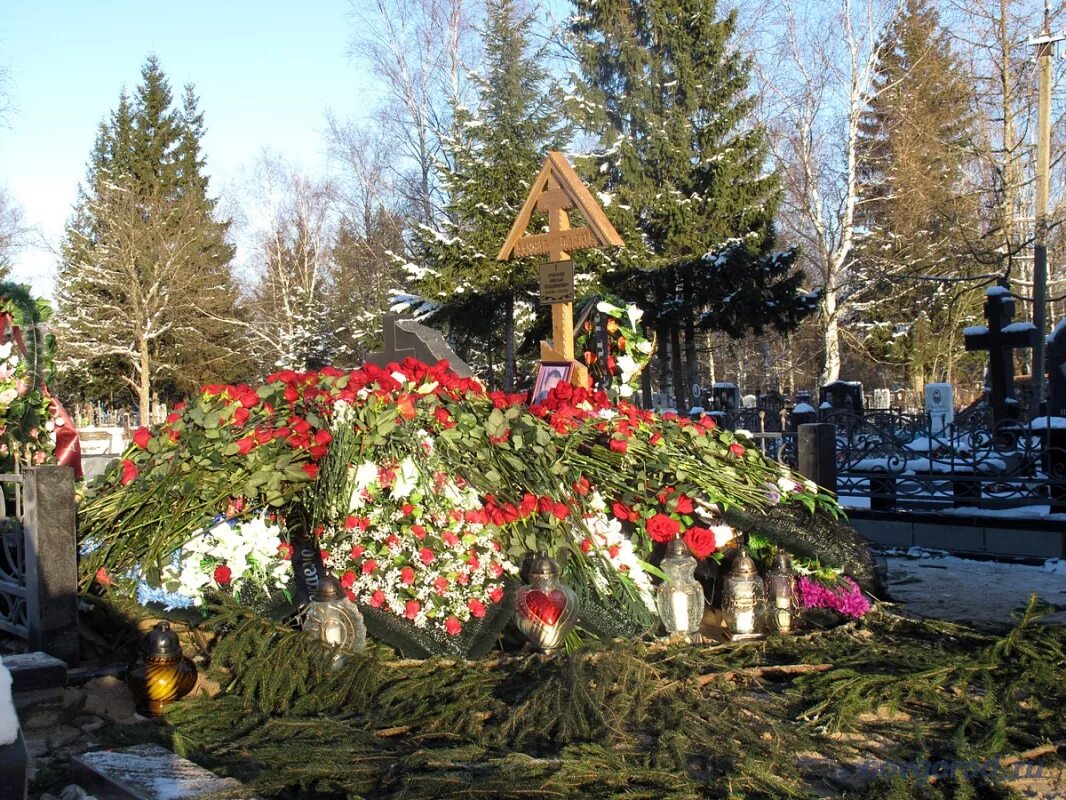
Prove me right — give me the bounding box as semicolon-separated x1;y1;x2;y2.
524;589;568;626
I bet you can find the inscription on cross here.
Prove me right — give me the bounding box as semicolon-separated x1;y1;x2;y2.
498;152;623;382
964;283;1035;424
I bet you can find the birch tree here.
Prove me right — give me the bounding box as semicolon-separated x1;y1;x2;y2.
751;0;902;385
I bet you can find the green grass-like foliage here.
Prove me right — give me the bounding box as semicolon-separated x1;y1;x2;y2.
93;596;1062;800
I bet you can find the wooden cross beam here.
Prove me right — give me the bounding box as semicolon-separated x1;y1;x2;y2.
498;152;623;384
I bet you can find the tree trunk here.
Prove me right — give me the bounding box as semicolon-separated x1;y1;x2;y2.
504;292;515;393
684;305;698;409
785;333;796;397
820;287;841;386
670;322;686;412
137;335;151;426
657;321;672;408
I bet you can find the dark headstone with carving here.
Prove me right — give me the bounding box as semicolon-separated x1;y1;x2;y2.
710;383;740;414
964;282;1035;425
364;315;475;378
819;381;864;415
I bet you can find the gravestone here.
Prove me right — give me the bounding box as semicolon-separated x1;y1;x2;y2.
710;383;740;414
870;388;892;410
1048;319;1066;417
819;381;864;415
924;383;955;435
364;315;475;378
741;393;757;409
964;283;1034;425
759;390;789;432
73;744;258;799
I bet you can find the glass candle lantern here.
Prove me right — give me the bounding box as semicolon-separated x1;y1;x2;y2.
303;574;366;657
656;536;705;637
766;549;795;633
722;546;763;638
126;621;198;717
514;551;578;652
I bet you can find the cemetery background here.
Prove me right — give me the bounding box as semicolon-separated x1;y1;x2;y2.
2;0;1066;798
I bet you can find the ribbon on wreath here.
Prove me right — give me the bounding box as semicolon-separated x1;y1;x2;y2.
0;311;83;479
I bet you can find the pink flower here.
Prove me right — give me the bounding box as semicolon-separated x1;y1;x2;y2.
401;566;415;585
361;559;378;575
796;576;871;619
419;547;435;565
404;599;421;619
468;598;486;618
370;590;385;608
444;616;462;636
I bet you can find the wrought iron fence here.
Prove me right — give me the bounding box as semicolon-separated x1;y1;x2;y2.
0;471;27;637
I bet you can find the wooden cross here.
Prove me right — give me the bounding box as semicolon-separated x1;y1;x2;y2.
964;284;1035;424
498;152;623;384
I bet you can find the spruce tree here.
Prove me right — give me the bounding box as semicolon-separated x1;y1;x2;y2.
854;0;981;391
55;56;243;420
401;0;569;390
568;0;815;408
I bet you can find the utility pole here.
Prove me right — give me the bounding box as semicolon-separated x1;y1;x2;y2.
1029;5;1064;416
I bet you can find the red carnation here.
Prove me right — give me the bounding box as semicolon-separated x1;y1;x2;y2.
133;427;151;449
683;526;717;559
120;459;138;486
213;564;232;586
573;476;591;496
468;598;486;618
444;616;462;636
95;567;111;587
420;547;435;565
729;442;746;457
646;513;681;543
401;566;416;585
405;599;421;619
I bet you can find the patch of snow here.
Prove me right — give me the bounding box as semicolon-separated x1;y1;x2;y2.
0;662;17;745
792;402;816;414
986;285;1010;297
1001;322;1036;334
1028;417;1066;430
963;325;988;337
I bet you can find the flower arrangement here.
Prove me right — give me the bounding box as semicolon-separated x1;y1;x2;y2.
0;287;59;470
81;355;860;651
575;300;653;399
795;575;871;620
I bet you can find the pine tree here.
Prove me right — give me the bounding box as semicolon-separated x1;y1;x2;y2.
568;0;816;409
401;0;569;390
854;0;982;391
55;56;243;420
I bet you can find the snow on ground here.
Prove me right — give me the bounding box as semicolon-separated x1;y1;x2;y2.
883;549;1066;628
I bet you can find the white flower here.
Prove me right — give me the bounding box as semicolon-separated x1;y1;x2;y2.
618;384;634;398
390;457;419;499
596;300;622;315
0;388;16;405
0;343;11;359
636;340;653;355
625;305;644;328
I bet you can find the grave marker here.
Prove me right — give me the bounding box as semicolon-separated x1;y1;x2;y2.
924;383;955;435
498;152;623;385
964;283;1034;424
1047;319;1066;417
819;381;864;415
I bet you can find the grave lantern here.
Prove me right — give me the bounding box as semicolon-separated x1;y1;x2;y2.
722;546;763;639
302;574;366;660
514;551;578;652
126;621;198;716
765;549;795;633
656;536;705;639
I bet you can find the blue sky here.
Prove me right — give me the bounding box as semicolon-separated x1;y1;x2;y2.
0;0;378;298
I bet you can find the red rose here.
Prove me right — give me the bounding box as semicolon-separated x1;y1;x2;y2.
301;463;320;480
361;559;378;574
339;570;355;588
611;501;634;521
573;476;590;495
684;526;717;559
277;542;294;560
120;459;138;486
674;494;694;514
729;442;746;457
233;407;250;426
235;436;256;455
350;544;365;559
133;427;151;449
401;503;414;516
445;616;462;636
646;513;681;543
433;576;449;594
213;564;232;585
468;598;486;618
95;567;111;587
580;537;592;553
410;524;426;540
420;547;435;565
489;586;504;603
401;566;416;585
405;599;421;619
166;412;181;424
397;394;417;420
168;429;180;443
609;437;628;453
552;502;570;520
370;590;385;608
443;531;460;547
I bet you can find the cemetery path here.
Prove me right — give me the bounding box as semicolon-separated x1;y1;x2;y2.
884;549;1066;628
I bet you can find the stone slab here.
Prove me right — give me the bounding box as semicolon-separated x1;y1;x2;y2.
73;744;259;800
2;652;67;693
850;518;913;548
911;523;985;554
0;729;28;800
984;528;1065;560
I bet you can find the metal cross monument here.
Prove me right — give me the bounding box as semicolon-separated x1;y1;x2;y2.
964;283;1035;424
497;152;623;385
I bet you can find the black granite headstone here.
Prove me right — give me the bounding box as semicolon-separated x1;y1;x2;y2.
364;315;475;378
964;282;1034;425
819;381;864;415
1048;320;1066;417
